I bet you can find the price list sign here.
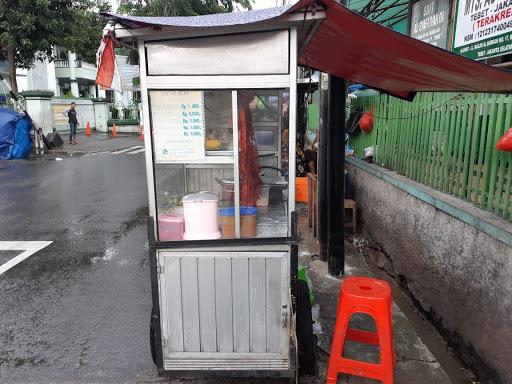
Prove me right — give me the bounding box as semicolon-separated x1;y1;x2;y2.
150;90;206;162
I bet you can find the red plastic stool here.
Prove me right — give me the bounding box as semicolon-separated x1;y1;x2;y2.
326;277;395;384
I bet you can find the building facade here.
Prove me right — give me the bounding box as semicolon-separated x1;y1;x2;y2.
0;47;103;98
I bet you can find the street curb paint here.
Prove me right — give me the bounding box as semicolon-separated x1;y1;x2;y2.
0;241;53;276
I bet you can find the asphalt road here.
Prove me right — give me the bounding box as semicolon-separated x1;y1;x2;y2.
0;153;161;383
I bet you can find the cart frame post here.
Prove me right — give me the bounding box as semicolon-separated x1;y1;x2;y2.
317;73;329;262
327;75;346;276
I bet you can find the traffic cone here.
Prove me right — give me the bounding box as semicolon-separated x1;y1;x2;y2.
111;123;118;138
85;121;92;136
138;126;144;141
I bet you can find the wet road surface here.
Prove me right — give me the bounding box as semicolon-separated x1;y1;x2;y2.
0;154;159;383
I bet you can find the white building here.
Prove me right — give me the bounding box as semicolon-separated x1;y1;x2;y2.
1;47;140;100
0;47;101;98
52;47;99;97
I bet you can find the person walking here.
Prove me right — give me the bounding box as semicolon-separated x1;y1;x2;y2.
63;102;80;145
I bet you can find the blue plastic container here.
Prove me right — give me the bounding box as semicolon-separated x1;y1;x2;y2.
219;206;258;216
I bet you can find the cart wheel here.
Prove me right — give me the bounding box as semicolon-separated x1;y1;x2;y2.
296;280;316;376
150;307;158;365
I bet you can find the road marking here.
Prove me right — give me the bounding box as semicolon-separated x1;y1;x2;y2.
111;146;144;155
0;241;53;276
127;148;145;155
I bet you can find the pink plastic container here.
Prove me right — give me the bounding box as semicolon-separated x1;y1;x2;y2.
182;192;222;240
158;214;184;241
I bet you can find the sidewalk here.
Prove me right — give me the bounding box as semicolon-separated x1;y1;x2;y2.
44;132;143;157
297;205;460;384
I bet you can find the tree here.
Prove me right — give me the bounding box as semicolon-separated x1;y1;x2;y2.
0;0;110;94
117;0;253;17
63;0;112;64
0;0;71;93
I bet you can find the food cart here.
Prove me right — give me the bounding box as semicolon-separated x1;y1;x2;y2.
104;5;325;379
100;0;512;381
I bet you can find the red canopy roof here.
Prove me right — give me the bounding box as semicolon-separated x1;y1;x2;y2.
291;0;512;99
105;1;512;100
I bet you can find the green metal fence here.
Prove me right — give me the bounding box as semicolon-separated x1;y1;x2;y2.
349;92;512;220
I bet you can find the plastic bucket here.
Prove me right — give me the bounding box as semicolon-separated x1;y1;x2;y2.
256;185;270;207
219;206;258;238
221;183;234;201
295;176;308;203
182;192;221;240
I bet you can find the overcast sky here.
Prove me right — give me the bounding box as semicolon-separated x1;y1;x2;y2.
107;0;297;12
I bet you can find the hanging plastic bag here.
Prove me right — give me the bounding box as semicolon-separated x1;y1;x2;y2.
311;303;323;335
364;146;375;158
496;127;512;151
359;111;374;133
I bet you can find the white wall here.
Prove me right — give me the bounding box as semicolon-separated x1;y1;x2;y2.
47;59;56;94
27;59;49;90
51;98;96;131
16;70;28;92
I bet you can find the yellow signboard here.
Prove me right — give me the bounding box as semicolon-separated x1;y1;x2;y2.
52;104;70;126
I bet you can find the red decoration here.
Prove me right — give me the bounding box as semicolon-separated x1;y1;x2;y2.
359;112;374;133
496;127;512;151
238;104;261;206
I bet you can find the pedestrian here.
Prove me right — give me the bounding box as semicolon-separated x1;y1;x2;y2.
63;102;80;145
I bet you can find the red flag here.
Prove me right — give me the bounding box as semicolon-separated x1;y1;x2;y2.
96;35;122;93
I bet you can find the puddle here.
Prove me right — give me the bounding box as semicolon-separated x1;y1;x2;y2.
91;246;118;264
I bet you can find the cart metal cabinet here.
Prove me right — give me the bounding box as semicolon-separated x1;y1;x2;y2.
157;247;291;370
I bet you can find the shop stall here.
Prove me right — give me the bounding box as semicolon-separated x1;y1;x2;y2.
103;6;328;379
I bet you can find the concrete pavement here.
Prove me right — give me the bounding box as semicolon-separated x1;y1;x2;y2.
43;131;144;157
297;205;475;384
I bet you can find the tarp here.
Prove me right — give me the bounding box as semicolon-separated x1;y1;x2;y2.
348;84;369;93
0;108;32;160
102;0;512;99
10;114;31;159
0;108;17;160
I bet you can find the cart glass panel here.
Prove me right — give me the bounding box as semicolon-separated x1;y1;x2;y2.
150;90;233;241
233;89;289;239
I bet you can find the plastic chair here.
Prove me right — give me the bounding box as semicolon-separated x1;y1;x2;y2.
326;277;395;384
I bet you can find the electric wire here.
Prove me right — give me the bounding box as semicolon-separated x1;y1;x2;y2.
371;93;463;121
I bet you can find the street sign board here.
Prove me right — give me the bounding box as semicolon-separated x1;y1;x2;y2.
411;0;451;48
452;0;512;59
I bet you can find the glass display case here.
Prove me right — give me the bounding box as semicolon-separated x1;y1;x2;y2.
151;88;291;241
